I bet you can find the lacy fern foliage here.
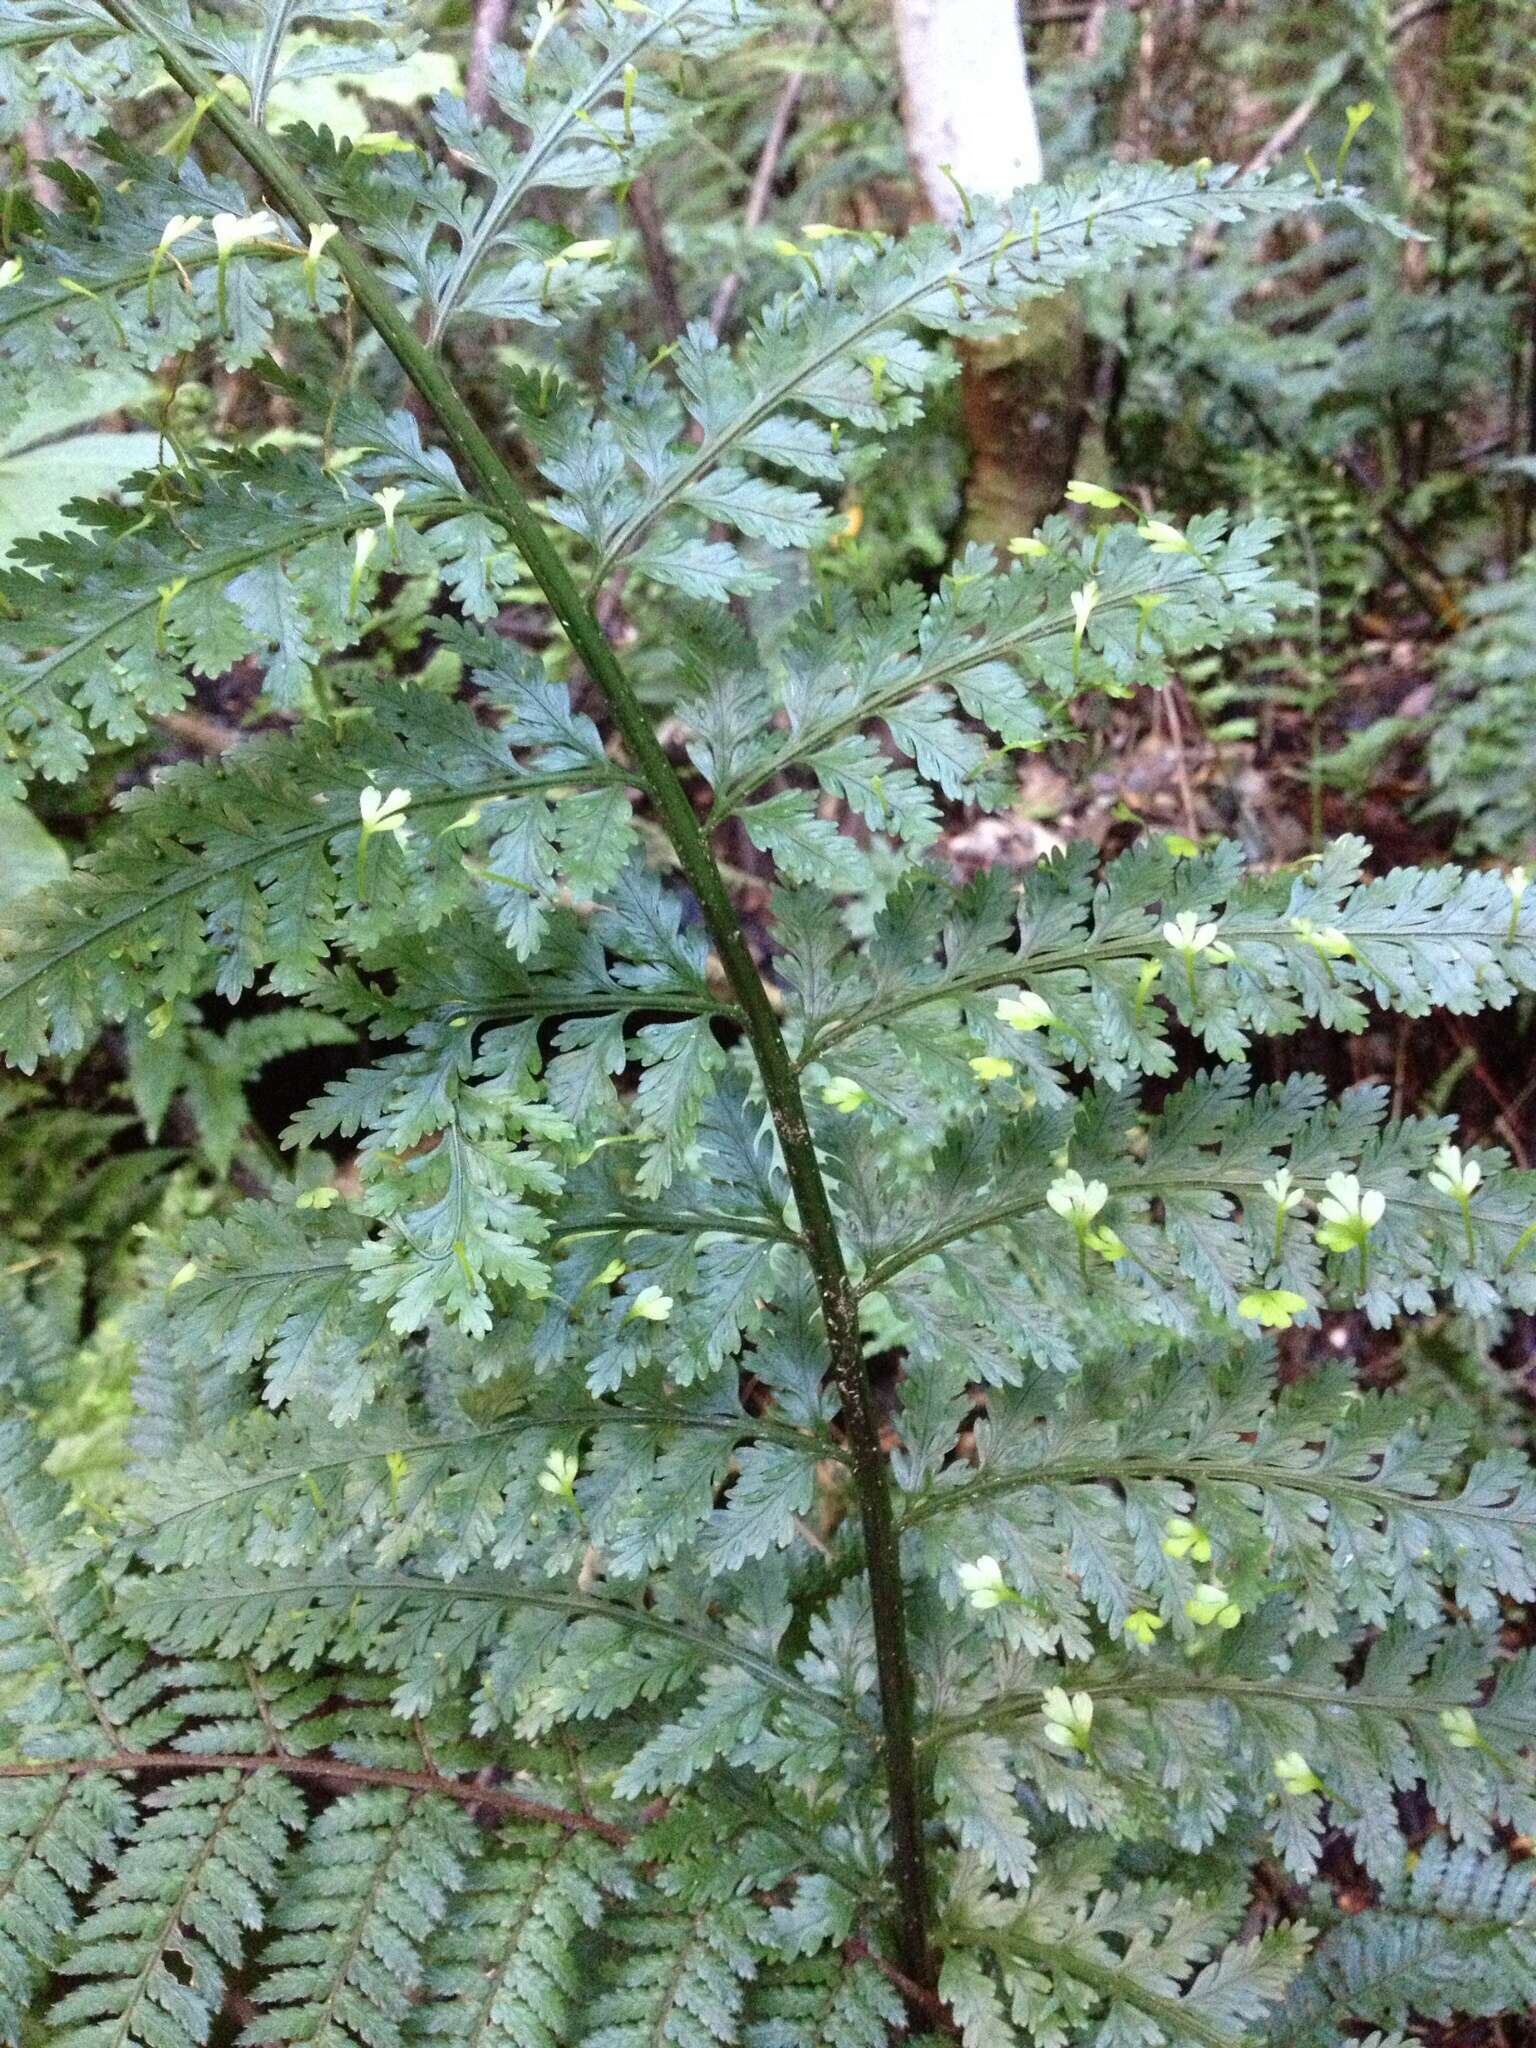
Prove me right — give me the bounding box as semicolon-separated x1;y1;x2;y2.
1;3;1535;2046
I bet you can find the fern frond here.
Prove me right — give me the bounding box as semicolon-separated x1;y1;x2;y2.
0;1420;167;1758
539;165;1359;600
943;1870;1308;2048
0;455;478;789
3;2;1535;2037
179;0;407;127
932;1618;1536;1883
0;680;625;1069
420;0;766;339
0;1773;130;2046
1426;553;1536;855
791;837;1535;1085
579;1895;764;2048
0;146;329;376
132;1386;833;1584
1276;1837;1536;2042
0;3;153;139
904;1350;1536;1639
687;517;1301;876
51;1769;305;2048
242;1788;474;2048
745;1954;904;2048
416;1826;631;2048
860;1067;1536;1341
122;1562;857;1733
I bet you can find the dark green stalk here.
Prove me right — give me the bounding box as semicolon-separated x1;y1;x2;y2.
92;0;935;1989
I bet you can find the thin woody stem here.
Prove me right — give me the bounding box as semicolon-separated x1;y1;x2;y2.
89;0;936;1991
0;1750;629;1843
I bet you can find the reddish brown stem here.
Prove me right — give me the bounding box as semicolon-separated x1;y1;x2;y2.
709;63;810;339
845;1937;959;2037
0;1750;630;1845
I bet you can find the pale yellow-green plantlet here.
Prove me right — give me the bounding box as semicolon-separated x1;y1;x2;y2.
956;1555;1019;1611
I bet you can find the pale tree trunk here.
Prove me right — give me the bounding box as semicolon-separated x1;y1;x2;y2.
890;0;1042;220
890;0;1085;547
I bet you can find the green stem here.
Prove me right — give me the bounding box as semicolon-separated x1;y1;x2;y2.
1458;1192;1477;1263
863;1161;1532;1297
91;0;935;1991
802;914;1527;1066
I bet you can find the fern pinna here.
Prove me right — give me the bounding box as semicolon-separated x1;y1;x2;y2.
1;2;1536;2043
